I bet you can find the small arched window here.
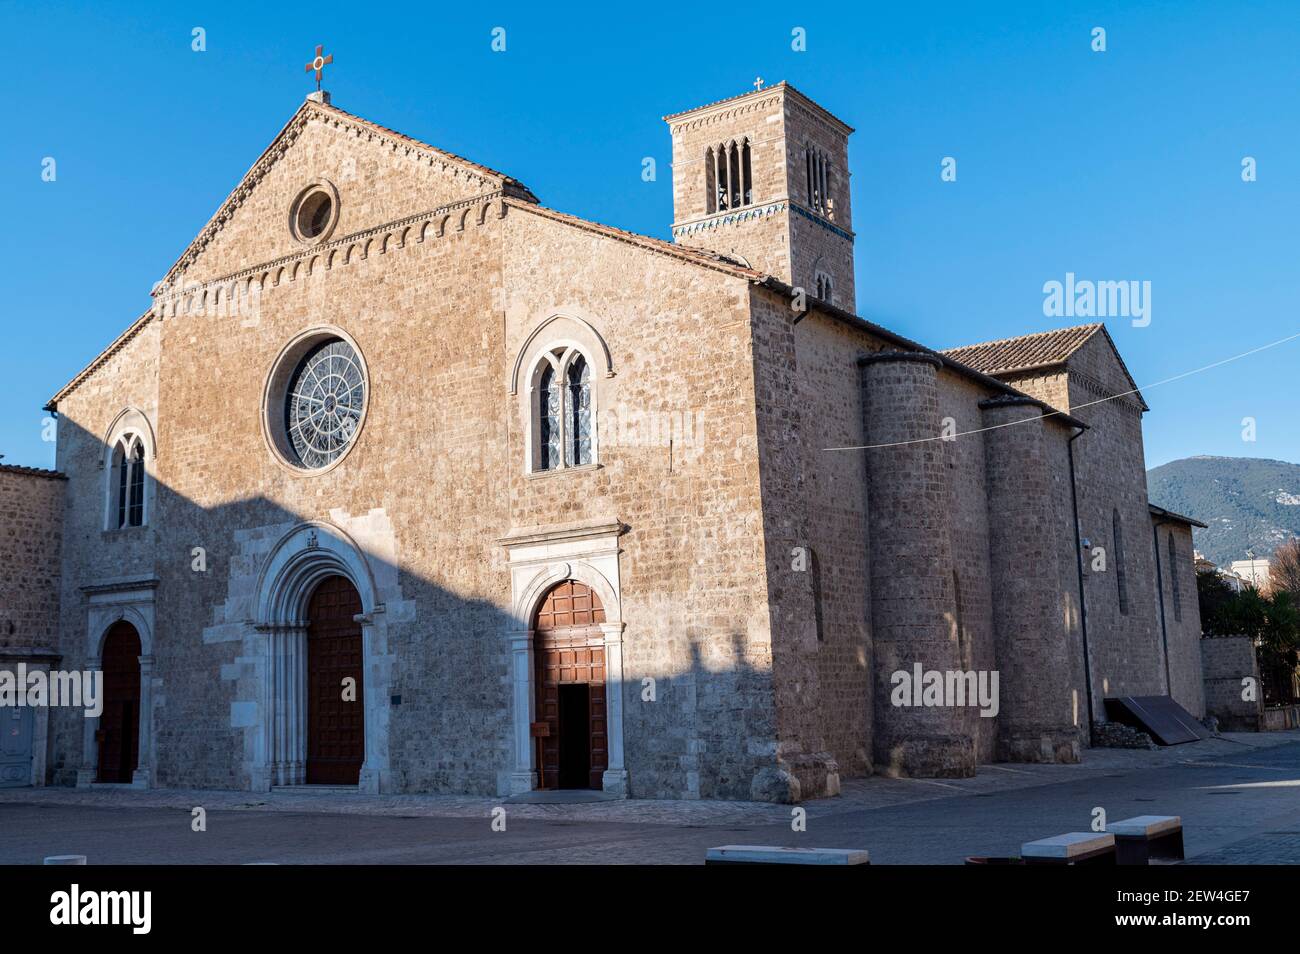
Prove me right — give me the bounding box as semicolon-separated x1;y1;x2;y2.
1168;532;1182;622
815;270;834;304
112;436;146;529
532;347;595;472
706;138;754;213
1113;508;1128;615
806;144;832;217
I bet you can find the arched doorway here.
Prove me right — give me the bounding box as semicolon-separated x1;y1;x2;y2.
96;621;141;783
534;581;608;790
306;575;365;785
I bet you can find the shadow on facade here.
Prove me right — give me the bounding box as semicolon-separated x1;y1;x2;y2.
46;415;781;802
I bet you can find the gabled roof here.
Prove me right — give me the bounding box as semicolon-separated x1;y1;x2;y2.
942;323;1147;411
45;309;154;412
942;323;1104;376
157;95;536;290
662;80;854;135
1149;503;1207;529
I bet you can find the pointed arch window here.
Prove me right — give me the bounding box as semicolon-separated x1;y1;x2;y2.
532;347;596;472
805;143;832;217
815;270;834;304
112;436;147;529
706;138;754;213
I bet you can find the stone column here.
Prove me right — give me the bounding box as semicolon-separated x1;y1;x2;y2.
356;614;384;794
287;625;307;785
268;626;288;787
980;396;1080;763
600;621;629;797
260;623;307;790
76;655;101;788
508;628;538;794
859;351;975;777
131;654;155;788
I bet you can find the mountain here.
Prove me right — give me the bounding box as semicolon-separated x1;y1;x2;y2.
1147;456;1300;567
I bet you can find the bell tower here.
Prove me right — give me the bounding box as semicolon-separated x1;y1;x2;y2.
665;81;855;310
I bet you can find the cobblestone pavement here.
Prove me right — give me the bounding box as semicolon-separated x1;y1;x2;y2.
2;730;1298;864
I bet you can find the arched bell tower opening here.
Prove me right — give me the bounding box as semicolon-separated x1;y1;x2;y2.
533;581;608;790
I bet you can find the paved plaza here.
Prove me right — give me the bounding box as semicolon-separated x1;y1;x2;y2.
3;731;1298;864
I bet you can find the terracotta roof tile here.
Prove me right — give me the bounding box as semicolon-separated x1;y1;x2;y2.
942;324;1104;375
0;462;66;480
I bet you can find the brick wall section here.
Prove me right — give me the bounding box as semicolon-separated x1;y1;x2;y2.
980;398;1080;761
1004;337;1171;719
859;352;975;777
503;206;783;801
169;104;509;288
936;375;1000;762
1156;521;1206;717
785;305;873;777
746;290;839;799
0;466;65;652
49;320;160;785
1201;635;1261;730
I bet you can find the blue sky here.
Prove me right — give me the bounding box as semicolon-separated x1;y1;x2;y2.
2;0;1297;469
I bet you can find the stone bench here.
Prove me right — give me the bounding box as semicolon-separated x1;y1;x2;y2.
1021;832;1115;866
705;845;870;866
1109;815;1183;865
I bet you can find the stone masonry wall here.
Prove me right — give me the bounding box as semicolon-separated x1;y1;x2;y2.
504;205;782;800
1067;336;1167;716
1158;522;1206;717
1201;635;1261;730
0;467;65;654
49;319;161;785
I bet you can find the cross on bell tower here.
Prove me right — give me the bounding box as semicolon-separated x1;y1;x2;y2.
305;44;333;91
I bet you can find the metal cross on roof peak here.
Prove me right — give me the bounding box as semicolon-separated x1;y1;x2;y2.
305;44;333;91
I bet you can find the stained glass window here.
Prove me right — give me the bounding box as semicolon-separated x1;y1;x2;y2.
535;348;595;472
566;355;591;466
284;338;365;470
539;362;562;470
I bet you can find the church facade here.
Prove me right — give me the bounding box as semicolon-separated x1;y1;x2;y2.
29;82;1205;802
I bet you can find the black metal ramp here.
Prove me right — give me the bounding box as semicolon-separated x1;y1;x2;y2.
1103;695;1209;745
